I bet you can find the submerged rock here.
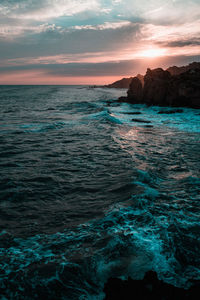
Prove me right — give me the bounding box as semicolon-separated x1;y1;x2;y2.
144;125;154;128
118;96;128;102
103;271;200;300
132;118;151;123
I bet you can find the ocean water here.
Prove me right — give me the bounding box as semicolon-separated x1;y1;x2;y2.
0;85;200;299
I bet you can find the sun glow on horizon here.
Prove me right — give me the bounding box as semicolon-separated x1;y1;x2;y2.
138;47;167;58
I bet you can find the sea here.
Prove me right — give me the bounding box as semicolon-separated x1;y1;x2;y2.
0;85;200;299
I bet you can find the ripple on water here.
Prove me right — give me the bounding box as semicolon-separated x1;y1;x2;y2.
0;86;199;299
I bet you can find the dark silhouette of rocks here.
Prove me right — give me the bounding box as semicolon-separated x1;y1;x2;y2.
123;63;200;108
103;271;200;300
118;96;128;102
106;77;134;88
105;74;144;89
127;77;143;101
136;73;144;87
166;68;200;108
143;68;171;106
167;62;200;76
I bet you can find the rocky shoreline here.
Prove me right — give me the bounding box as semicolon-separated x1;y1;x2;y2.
119;67;200;108
104;271;200;300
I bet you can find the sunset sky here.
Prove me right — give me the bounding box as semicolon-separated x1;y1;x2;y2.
0;0;200;84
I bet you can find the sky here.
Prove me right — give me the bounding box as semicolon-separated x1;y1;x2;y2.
0;0;200;84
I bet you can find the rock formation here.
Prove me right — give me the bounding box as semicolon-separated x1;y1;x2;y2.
104;271;200;300
127;77;143;102
105;74;144;89
123;64;200;108
136;73;144;87
166;68;200;108
105;77;134;89
143;68;171;106
167;62;200;76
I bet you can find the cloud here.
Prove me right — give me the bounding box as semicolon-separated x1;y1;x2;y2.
0;0;100;20
0;21;141;59
0;55;199;78
0;0;199;83
0;23;64;39
73;21;132;31
1;1;199;25
141;20;200;42
142;0;200;25
139;20;200;58
157;39;200;48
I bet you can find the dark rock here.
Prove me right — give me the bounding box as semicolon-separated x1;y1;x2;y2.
127;77;143;102
88;85;103;88
103;271;200;300
158;109;183;114
167;62;200;76
118;96;129;102
142;68;171;106
136;74;144;87
0;231;19;248
105;74;144;89
125;63;200;108
106;77;134;89
132;118;151;123
166;68;200;108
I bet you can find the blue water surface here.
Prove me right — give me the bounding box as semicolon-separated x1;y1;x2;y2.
0;85;200;299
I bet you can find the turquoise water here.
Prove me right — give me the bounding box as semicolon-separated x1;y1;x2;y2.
0;86;199;299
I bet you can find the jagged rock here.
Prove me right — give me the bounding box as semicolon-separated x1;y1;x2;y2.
167;62;200;76
105;74;144;89
127;77;143;102
118;96;128;102
166;68;200;108
103;271;200;300
143;68;171;106
125;64;200;108
105;77;134;89
136;74;144;87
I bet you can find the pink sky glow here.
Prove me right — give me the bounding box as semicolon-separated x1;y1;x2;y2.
0;1;199;84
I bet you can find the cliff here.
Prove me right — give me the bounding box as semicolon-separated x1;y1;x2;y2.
105;77;133;88
106;74;144;89
167;62;200;76
121;63;200;108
